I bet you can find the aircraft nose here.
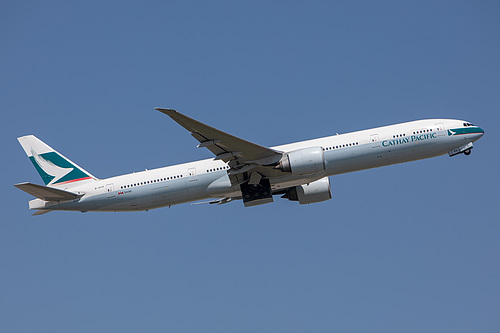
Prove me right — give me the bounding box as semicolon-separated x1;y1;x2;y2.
473;126;485;140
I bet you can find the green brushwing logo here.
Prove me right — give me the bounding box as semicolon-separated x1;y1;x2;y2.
29;150;90;185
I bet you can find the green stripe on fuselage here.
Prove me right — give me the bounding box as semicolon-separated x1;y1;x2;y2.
448;127;484;136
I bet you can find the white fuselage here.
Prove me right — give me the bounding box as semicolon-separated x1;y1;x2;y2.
30;119;484;212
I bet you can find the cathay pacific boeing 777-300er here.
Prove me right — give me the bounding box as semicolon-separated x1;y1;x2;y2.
15;108;484;215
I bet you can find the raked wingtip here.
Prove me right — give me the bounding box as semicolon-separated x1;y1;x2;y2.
155;107;177;114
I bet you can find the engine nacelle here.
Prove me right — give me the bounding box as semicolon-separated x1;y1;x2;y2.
277;146;326;175
282;177;332;205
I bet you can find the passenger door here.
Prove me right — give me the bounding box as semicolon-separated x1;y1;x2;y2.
370;134;380;148
106;183;115;198
188;168;197;182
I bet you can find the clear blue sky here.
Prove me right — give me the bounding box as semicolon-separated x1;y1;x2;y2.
1;1;499;332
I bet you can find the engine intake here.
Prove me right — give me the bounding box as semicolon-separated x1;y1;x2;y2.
276;146;326;175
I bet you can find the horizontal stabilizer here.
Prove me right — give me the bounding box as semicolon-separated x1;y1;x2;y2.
14;182;83;201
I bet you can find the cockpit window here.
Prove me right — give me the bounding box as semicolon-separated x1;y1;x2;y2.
463;122;475;127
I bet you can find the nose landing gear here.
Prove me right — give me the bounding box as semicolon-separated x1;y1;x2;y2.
449;142;474;157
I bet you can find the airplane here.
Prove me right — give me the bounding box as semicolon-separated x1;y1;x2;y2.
15;108;484;215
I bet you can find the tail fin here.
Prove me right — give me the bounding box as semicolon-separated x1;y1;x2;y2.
17;135;97;187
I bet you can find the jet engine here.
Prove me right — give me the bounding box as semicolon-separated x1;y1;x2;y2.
281;177;332;204
276;146;326;175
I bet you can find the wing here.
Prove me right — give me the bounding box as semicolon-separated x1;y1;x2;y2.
156;108;284;182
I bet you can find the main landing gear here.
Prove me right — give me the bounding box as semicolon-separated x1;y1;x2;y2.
240;178;274;207
464;148;472;155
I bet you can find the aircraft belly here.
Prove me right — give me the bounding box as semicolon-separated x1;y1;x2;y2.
325;144;386;175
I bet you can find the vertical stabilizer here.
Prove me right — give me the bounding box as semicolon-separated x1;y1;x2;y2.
17;135;97;187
